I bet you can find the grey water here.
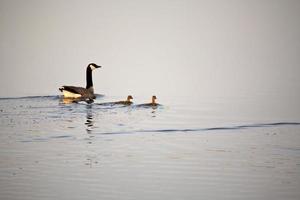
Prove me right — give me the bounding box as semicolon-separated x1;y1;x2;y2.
0;94;300;200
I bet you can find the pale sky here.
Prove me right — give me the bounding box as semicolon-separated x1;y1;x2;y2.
0;0;300;101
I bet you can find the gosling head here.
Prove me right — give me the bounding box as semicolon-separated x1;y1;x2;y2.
152;95;157;103
88;63;102;71
127;95;133;101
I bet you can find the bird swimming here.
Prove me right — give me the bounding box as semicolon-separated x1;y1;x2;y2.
136;95;160;107
97;95;133;106
114;95;133;105
59;63;101;99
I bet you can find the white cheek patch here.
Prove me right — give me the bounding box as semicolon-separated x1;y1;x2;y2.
90;65;96;70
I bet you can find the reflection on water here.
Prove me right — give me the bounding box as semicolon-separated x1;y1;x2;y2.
85;104;94;133
150;106;158;118
60;97;76;104
0;95;300;200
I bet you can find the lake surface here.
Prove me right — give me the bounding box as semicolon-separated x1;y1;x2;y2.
0;94;300;200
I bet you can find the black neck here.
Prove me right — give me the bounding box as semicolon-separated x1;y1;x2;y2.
86;67;93;89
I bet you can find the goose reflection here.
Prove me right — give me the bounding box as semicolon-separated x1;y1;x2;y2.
59;96;94;104
59;97;76;104
85;104;94;133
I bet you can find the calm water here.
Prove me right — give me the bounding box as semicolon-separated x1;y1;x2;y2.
0;94;300;200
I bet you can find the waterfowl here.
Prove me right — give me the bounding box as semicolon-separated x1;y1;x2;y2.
114;95;133;105
97;95;133;106
59;63;101;99
137;95;160;107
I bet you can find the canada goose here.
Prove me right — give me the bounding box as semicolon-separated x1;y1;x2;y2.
97;95;133;106
114;95;133;105
137;95;160;107
59;63;101;99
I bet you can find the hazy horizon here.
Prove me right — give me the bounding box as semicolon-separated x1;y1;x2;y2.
0;0;299;102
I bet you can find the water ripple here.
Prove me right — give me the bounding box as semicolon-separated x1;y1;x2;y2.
99;122;300;135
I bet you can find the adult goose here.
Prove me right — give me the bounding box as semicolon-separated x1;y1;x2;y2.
59;63;101;99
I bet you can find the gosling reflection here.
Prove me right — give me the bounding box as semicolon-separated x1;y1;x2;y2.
151;108;157;118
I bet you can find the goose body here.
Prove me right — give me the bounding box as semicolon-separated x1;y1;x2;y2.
59;63;101;99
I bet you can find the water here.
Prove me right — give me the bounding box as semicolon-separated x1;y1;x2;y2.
0;95;300;200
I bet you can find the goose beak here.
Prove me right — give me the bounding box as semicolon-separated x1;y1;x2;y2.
96;65;102;68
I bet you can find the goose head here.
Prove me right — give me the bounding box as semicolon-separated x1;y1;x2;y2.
88;63;102;71
127;95;133;102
